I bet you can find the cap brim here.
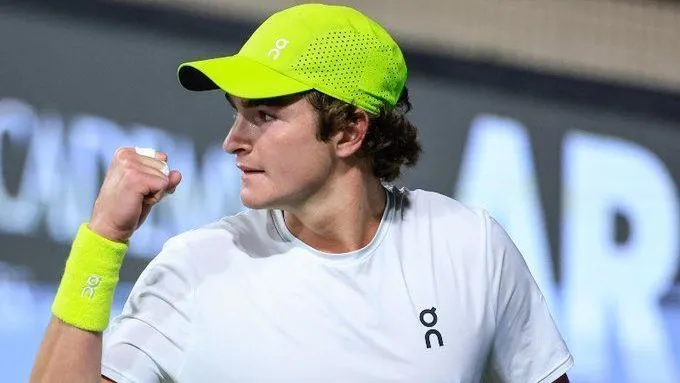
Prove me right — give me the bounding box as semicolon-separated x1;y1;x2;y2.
177;55;312;99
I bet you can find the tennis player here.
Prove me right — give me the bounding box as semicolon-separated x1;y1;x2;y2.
31;4;572;382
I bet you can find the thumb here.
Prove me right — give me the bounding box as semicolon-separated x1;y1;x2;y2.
167;170;182;194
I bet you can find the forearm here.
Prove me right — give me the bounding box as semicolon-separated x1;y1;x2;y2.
31;223;128;383
30;316;103;383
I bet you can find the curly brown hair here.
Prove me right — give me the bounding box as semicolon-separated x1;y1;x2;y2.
236;88;421;182
304;88;422;182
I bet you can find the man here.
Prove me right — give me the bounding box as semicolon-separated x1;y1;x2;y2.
31;4;572;382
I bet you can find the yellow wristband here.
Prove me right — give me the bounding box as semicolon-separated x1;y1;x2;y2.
52;223;128;332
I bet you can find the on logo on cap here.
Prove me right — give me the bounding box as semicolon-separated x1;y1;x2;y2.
268;38;290;60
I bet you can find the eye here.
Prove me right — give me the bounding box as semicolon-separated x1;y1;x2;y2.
258;110;275;123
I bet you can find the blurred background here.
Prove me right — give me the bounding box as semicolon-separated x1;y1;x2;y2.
1;0;679;381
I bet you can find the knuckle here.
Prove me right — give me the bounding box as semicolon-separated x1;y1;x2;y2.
113;147;125;159
114;147;131;160
116;150;136;167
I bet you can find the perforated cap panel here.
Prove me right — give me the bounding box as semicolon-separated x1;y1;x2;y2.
291;29;405;113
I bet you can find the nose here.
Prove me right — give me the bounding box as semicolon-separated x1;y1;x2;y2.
223;115;255;154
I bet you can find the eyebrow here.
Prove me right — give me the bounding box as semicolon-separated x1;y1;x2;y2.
224;91;308;109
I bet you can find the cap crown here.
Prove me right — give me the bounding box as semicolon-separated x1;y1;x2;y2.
239;4;407;113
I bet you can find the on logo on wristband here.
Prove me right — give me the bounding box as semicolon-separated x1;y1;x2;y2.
80;274;102;299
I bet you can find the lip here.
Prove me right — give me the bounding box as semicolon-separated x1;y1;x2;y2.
237;163;265;174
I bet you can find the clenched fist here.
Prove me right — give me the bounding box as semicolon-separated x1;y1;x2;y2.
88;147;182;243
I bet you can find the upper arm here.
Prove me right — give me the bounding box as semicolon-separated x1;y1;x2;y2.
102;376;116;382
484;214;573;382
101;238;194;382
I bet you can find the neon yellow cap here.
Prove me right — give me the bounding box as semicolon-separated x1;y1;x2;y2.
177;4;407;114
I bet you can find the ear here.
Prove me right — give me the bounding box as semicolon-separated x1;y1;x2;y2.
333;108;370;158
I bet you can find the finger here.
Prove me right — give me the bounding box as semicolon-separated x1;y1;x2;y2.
167;170;182;193
133;147;170;176
132;168;179;201
114;147;167;177
125;161;169;183
143;189;166;205
135;147;167;162
119;148;176;201
134;155;170;178
132;170;169;193
133;146;167;162
137;175;169;205
154;151;168;162
137;170;179;204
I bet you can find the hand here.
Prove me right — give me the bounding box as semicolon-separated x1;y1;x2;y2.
88;147;182;243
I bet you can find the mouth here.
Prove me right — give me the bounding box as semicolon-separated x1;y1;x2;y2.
237;164;265;175
242;170;265;175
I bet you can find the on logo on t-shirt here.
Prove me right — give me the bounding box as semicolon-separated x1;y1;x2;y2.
420;307;444;349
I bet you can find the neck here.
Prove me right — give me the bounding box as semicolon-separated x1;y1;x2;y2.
281;170;387;254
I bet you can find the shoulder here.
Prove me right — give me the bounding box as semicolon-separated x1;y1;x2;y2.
168;208;270;249
407;188;482;215
395;187;515;260
149;209;273;273
397;187;491;235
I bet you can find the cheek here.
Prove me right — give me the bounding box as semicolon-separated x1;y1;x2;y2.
270;140;332;183
260;127;333;188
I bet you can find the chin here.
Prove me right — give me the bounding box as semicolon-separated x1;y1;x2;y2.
239;182;307;211
240;196;268;210
240;190;279;210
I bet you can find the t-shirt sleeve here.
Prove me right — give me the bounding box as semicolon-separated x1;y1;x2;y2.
483;214;573;383
101;237;194;383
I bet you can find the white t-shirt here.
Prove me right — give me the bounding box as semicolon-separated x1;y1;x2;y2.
102;186;573;382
